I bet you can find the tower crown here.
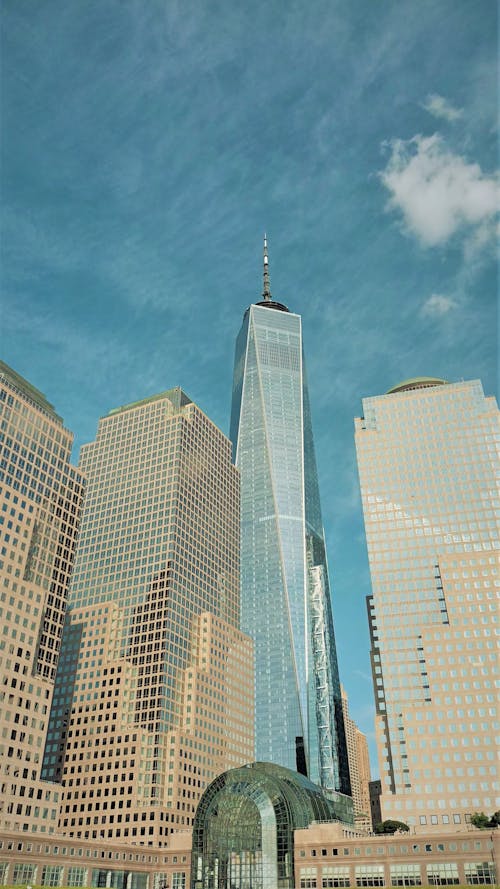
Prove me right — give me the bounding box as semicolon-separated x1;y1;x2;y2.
255;235;289;312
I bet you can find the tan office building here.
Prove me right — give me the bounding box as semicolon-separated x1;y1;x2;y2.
42;388;254;844
341;687;372;830
355;377;499;831
0;362;84;835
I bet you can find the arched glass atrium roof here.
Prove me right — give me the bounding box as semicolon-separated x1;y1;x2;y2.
191;761;342;889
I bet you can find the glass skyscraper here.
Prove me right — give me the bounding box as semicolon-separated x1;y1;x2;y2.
355;377;499;830
230;240;351;801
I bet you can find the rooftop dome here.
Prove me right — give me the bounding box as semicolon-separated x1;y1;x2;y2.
386;376;448;395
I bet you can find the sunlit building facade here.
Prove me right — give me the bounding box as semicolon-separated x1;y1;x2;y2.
0;813;498;889
355;377;499;830
0;361;84;834
42;388;254;844
341;686;371;830
230;241;351;804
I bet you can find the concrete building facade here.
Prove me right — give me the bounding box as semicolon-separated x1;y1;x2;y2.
354;378;499;831
0;362;85;835
341;687;372;830
295;820;498;888
1;813;497;888
42;388;254;844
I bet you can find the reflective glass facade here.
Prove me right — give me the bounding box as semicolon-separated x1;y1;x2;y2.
355;378;499;829
230;298;350;799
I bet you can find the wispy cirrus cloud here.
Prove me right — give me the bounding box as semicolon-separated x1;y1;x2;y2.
421;93;463;122
420;293;458;317
380;134;499;247
3;300;130;376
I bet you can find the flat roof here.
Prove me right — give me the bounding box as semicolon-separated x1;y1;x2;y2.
107;387;192;417
0;360;63;423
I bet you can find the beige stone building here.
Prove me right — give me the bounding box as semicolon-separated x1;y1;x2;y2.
0;821;497;888
42;388;254;845
341;687;372;830
295;820;498;887
0;362;85;835
355;378;499;831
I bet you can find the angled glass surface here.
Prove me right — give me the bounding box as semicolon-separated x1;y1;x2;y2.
231;301;350;797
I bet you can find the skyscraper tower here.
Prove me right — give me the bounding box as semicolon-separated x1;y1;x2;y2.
341;686;371;829
0;361;84;835
355;377;499;830
43;388;254;843
230;239;351;804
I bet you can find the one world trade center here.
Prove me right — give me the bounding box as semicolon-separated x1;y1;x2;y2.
230;238;351;804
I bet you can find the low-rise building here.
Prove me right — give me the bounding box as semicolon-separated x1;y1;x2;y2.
295;821;498;887
1;819;498;888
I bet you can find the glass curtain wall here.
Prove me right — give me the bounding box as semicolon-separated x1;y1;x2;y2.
230;300;350;799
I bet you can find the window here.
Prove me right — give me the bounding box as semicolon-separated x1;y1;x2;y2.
13;864;37;885
67;867;88;886
41;865;63;887
427;862;460;885
322;865;350;887
355;865;385;887
464;862;496;885
91;870;148;889
390;863;421;886
171;875;186;889
300;867;318;888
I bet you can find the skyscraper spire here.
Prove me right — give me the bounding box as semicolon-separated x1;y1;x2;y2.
262;233;272;300
230;249;351;800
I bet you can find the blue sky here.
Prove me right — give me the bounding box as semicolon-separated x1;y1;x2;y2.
1;0;498;773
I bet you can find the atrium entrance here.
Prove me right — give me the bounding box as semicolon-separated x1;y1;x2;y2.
191;761;339;889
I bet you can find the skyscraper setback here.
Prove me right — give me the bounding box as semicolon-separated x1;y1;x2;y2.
355;377;499;829
43;388;253;843
230;240;351;805
0;362;84;835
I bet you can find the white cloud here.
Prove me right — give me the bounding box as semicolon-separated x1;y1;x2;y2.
380;134;499;246
354;669;373;684
422;93;463;122
420;293;458;317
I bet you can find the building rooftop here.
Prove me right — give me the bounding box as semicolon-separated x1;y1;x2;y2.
107;386;193;417
0;359;63;422
386;376;448;395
